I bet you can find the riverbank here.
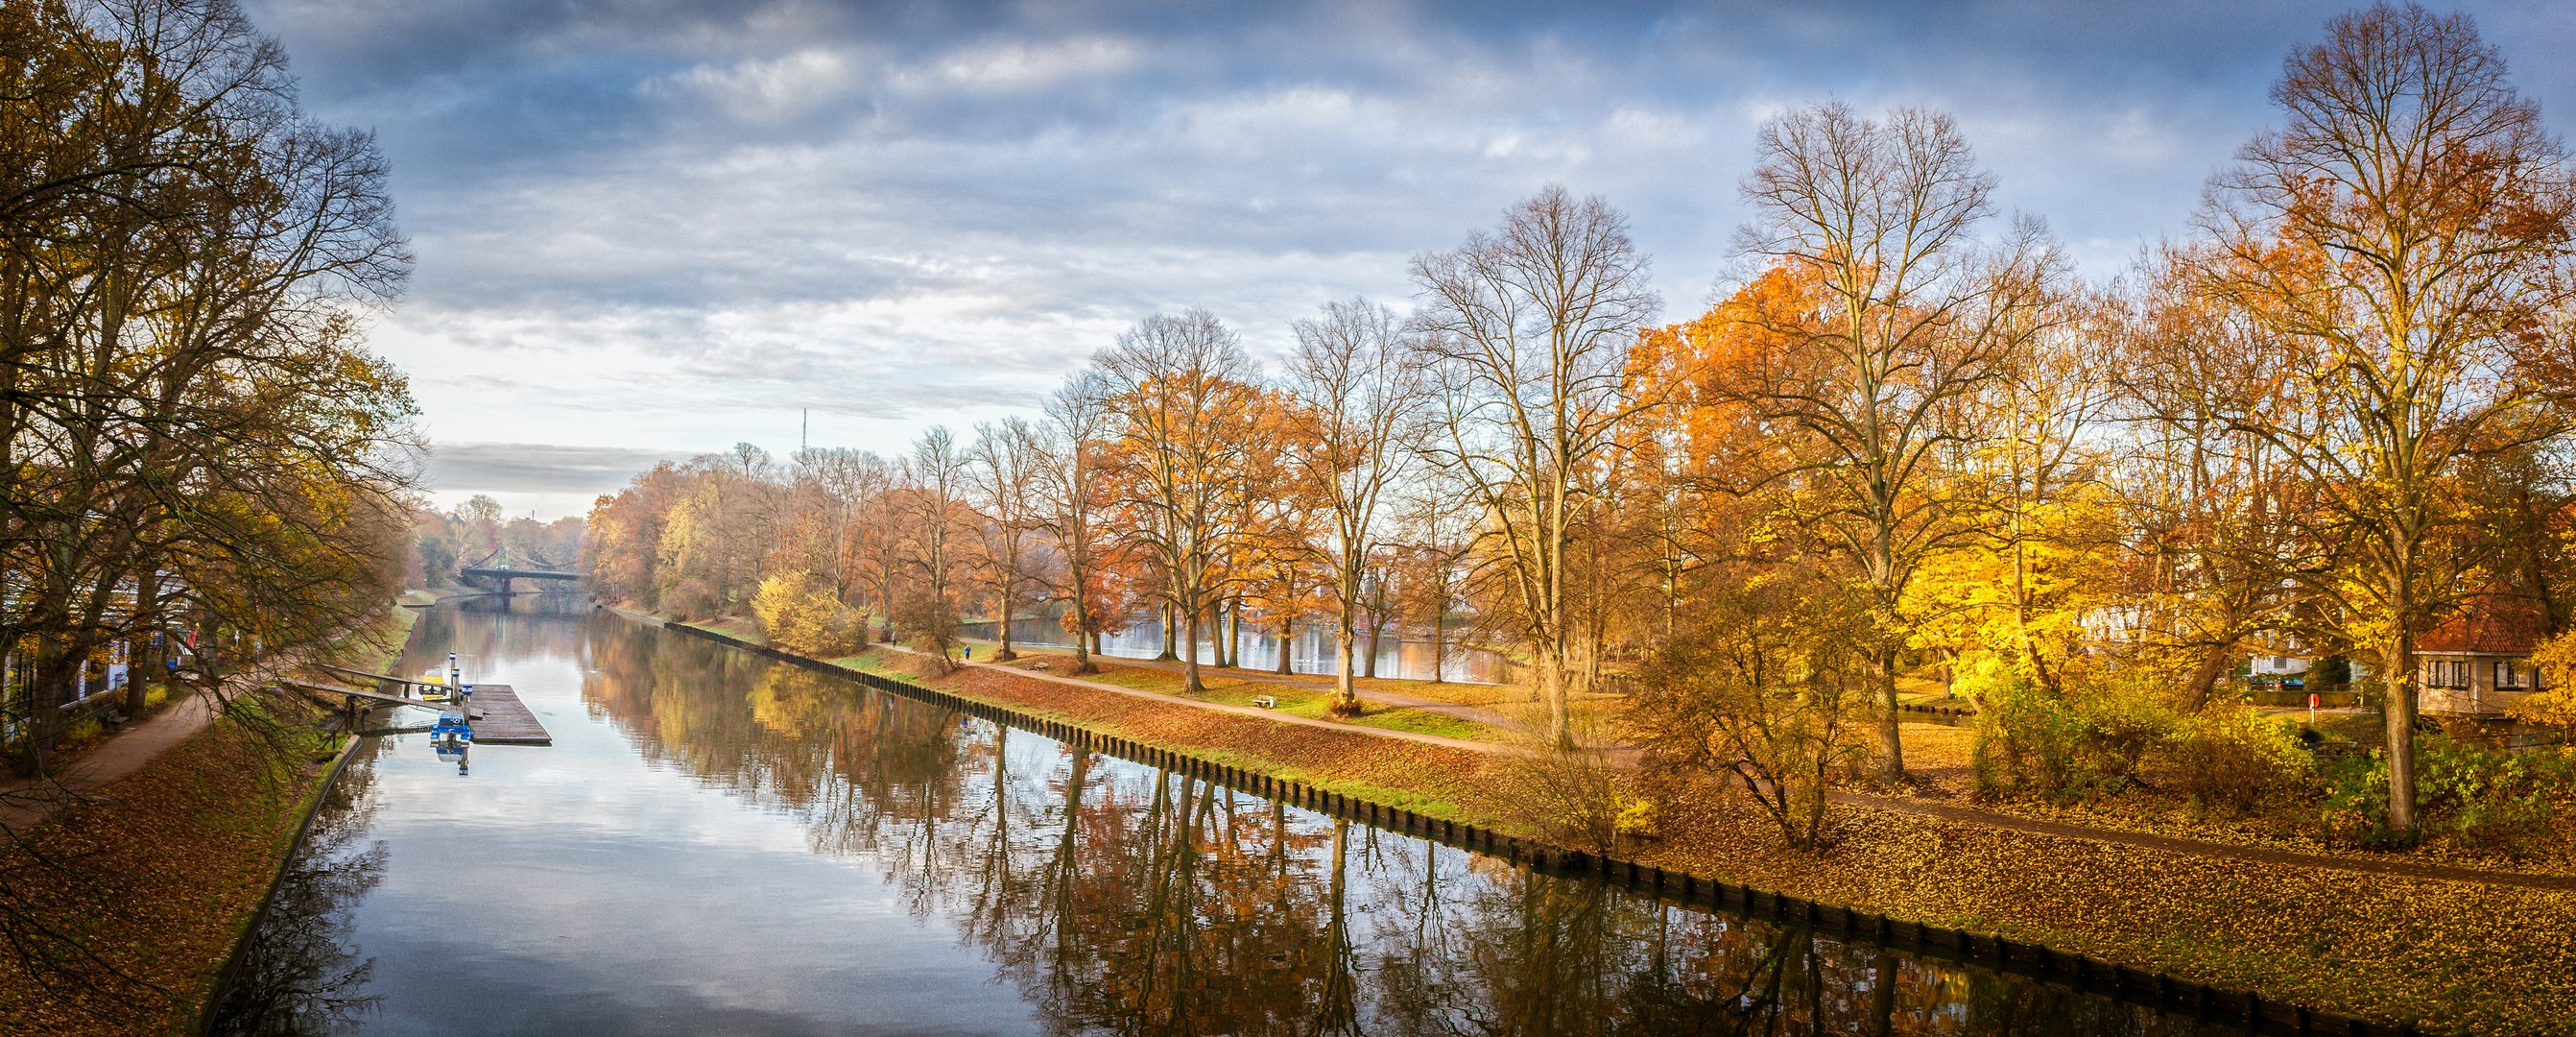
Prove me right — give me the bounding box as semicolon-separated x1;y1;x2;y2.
0;603;417;1035
637;608;2571;1035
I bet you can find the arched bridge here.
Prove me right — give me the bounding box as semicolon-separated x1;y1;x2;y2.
459;550;582;593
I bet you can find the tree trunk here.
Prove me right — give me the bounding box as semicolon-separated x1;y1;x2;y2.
128;574;161;715
17;637;68;777
1225;600;1241;669
1335;612;1358;708
1181;607;1205;693
1428;615;1445;685
2383;621;2419;837
1157;605;1179;662
1067;581;1094;675
1541;647;1571;751
2181;642;2233;713
1877;644;1905;780
994;582;1017;662
1364;621;1381;680
1275;617;1293;676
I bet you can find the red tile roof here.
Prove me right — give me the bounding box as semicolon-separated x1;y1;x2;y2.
2419;596;2549;655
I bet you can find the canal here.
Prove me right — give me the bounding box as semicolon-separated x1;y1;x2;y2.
210;596;2240;1035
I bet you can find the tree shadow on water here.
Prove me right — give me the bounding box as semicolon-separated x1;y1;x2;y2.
206;755;388;1036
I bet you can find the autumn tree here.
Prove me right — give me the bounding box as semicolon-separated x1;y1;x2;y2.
1412;186;1658;749
1728;102;2059;778
896;425;975;663
2110;247;2329;710
1630;566;1874;848
0;0;417;772
2187;2;2576;834
1095;309;1261;694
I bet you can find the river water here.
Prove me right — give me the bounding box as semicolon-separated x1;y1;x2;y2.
209;596;2237;1035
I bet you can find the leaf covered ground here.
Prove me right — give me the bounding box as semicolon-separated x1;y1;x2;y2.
0;698;339;1036
842;645;2576;1036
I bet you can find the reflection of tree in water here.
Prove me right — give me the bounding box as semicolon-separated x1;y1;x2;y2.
578;616;2225;1037
205;743;388;1036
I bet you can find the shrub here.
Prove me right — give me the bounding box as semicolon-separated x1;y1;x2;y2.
889;594;964;668
1624;570;1873;848
2320;733;2575;851
2168;710;2314;817
1498;746;1633;856
1973;674;2173;803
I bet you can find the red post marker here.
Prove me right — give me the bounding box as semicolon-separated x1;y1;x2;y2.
2308;691;2320;723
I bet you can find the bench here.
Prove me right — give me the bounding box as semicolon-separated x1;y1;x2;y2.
1252;695;1277;710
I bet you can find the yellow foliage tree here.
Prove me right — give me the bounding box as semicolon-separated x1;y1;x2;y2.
752;571;862;659
2508;632;2576;731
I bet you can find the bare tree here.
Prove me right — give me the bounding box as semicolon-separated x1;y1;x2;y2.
1038;373;1114;674
2187;2;2576;834
1729;101;2057;778
968;417;1048;662
1282;298;1426;710
897;426;973;664
1412;186;1659;749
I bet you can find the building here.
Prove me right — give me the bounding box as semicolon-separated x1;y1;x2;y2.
2418;597;2549;716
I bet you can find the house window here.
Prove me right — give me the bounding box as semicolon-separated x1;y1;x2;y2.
2497;662;2525;689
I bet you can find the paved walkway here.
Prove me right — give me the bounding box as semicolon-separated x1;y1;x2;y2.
925;640;2576;894
0;643;346;834
0;690;223;832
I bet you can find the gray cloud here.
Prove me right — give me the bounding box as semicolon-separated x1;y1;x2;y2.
426;442;691;494
238;0;2576;516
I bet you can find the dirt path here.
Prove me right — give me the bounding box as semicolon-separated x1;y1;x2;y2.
913;640;2576;894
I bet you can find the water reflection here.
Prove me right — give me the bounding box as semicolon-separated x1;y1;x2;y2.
214;600;2235;1035
207;749;386;1036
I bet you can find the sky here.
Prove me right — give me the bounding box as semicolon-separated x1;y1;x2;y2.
234;0;2576;520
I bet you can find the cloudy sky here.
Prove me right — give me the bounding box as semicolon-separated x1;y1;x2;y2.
237;0;2576;519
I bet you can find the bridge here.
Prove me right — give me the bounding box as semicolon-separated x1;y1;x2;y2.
458;549;582;593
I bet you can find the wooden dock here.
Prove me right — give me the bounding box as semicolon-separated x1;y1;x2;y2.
279;678;551;746
462;684;551;745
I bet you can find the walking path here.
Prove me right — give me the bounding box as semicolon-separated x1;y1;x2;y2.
0;642;352;834
918;641;2576;894
0;689;225;833
1827;791;2576;892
